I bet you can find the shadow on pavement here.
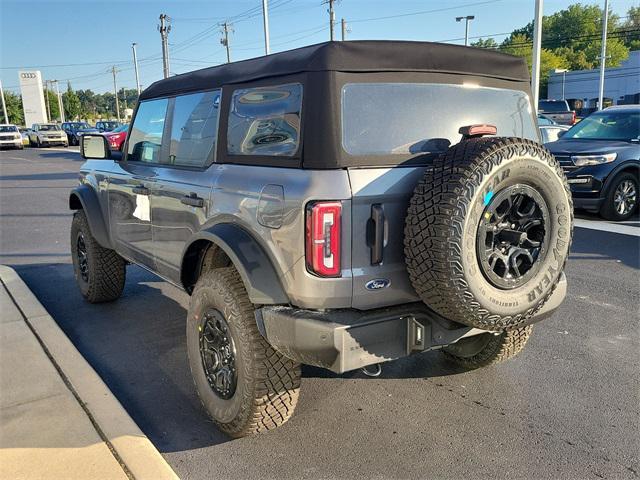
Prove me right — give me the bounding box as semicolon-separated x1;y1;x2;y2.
0;172;79;181
12;261;470;453
569;226;639;269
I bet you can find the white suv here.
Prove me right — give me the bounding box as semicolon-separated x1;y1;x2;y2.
29;123;68;147
0;124;24;149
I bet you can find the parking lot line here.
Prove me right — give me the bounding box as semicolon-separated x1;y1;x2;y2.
573;218;640;237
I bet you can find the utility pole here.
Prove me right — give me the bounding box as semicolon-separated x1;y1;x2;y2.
0;80;8;124
455;15;475;46
159;14;171;79
53;80;65;122
43;80;51;122
531;0;543;109
341;18;347;41
324;0;336;41
132;42;141;96
598;0;609;110
220;22;233;63
111;66;121;122
262;0;270;55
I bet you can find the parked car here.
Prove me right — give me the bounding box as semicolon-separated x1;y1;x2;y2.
18;127;31;147
546;105;639;220
0;124;24;149
62;122;99;146
102;123;128;151
537;114;570;143
95;121;121;132
71;41;571;438
28;123;68;147
538;99;576;125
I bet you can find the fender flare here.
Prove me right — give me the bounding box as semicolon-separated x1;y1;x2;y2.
183;223;289;305
69;185;112;249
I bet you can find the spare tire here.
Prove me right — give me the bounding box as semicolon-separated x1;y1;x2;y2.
404;137;573;331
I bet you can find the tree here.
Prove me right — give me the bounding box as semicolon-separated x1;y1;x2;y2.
4;91;24;125
63;82;81;121
44;88;60;121
471;37;498;49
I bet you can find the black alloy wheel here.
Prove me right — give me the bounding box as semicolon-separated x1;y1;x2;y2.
477;184;549;290
199;309;237;400
76;233;89;283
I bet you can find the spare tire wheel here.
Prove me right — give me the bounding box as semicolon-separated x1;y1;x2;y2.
404;137;573;331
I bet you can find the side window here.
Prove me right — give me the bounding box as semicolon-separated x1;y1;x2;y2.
127;98;168;163
168;90;221;168
227;83;302;157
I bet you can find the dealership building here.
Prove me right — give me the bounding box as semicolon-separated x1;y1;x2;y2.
547;50;639;111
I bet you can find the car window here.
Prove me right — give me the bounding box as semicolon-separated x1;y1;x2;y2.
227;83;302;157
342;83;537;156
538;101;568;113
537;114;554;126
127;98;168;163
168;90;221;168
563;110;639;141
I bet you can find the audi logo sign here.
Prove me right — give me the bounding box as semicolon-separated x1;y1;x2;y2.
18;71;48;125
20;72;37;79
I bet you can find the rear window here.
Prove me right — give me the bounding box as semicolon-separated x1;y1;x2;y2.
227;83;302;157
342;83;537;156
538;100;569;113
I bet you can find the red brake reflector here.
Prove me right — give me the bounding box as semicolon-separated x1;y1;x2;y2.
458;124;498;137
305;201;341;277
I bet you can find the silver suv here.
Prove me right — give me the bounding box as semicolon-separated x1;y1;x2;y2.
70;41;572;438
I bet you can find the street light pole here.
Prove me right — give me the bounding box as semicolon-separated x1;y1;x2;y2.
159;14;171;79
132;43;141;96
0;79;8;124
598;0;609;110
531;0;543;109
53;80;65;122
262;0;270;55
456;15;475;46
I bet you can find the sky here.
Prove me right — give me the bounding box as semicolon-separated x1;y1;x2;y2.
1;0;637;95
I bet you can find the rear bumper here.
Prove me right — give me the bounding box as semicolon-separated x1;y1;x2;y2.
258;273;567;373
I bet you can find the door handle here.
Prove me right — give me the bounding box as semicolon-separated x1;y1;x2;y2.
181;193;204;208
132;186;149;195
370;204;385;265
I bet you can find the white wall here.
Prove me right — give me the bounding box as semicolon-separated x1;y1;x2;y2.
18;71;47;126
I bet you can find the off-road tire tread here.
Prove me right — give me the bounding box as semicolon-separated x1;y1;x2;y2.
443;325;533;369
190;267;301;437
71;210;125;303
404;137;573;331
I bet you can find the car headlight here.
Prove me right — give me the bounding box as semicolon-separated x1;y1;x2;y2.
571;153;617;166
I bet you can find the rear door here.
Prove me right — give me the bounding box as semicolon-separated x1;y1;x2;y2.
150;90;222;283
108;98;168;269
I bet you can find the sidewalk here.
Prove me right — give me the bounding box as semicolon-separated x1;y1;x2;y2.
0;265;178;480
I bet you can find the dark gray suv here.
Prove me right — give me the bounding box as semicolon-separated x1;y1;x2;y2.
70;41;572;438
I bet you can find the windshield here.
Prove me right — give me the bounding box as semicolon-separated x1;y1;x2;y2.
539;101;569;113
562;110;639;141
38;124;61;131
111;124;129;133
0;126;18;133
342;83;537;156
100;122;119;129
69;122;91;130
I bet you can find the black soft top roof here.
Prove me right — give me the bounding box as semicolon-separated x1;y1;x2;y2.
140;40;530;100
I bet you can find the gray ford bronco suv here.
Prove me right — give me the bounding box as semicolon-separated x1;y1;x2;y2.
71;41;572;438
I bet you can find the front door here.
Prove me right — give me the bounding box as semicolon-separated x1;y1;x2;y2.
108;97;169;269
150;90;222;283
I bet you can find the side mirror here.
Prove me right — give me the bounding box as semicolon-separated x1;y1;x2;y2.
81;134;110;160
557;130;566;138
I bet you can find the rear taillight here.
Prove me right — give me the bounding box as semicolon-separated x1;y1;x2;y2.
305;201;342;277
571;111;576;124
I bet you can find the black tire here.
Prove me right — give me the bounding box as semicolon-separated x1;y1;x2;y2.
405;137;573;331
600;172;638;221
443;325;533;369
187;267;301;438
70;210;126;303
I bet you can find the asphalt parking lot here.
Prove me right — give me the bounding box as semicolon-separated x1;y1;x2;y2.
1;147;638;479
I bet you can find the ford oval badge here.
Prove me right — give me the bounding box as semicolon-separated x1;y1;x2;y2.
365;278;391;291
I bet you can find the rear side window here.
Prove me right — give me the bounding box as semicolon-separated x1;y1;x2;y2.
127;98;168;163
227;83;302;157
169;90;221;168
539;100;569;112
342;83;537;156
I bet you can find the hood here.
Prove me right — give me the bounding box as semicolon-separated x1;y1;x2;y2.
546;138;635;156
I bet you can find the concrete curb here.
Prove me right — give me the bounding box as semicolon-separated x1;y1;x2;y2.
0;265;179;480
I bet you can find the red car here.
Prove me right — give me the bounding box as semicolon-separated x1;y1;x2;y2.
103;123;128;151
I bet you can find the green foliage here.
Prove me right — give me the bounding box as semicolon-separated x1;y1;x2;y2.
470;37;498;49
44;89;60;121
4;91;24;125
63;82;81;121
